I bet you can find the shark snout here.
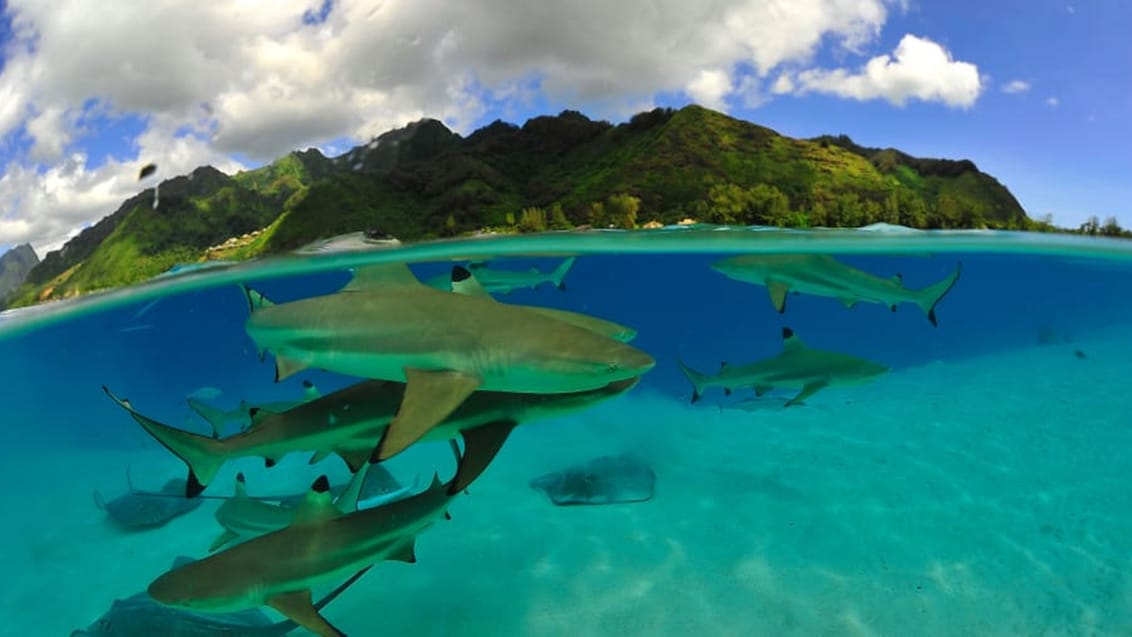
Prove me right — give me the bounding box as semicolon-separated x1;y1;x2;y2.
609;347;656;376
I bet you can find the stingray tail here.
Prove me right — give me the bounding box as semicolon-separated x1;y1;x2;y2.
549;257;576;291
102;386;228;498
675;358;710;404
916;261;962;327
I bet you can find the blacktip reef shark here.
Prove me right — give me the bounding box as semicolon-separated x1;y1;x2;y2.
208;465;420;552
426;256;576;294
103;375;640;497
711;254;962;326
146;439;481;637
71;555;369;637
677;327;889;406
447;265;637;342
187;380;322;438
241;261;654;460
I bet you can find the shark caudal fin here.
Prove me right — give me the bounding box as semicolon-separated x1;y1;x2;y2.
186;398;248;439
916;262;962;327
675;358;711;404
550;257;576;291
103;386;228;498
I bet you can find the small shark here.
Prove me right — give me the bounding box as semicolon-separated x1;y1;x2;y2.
103;375;639;497
242;261;654;460
146;437;483;637
426;257;575;294
71;555;368;636
677;327;889;406
187;381;322;438
209;466;419;552
711;254;961;326
448;266;636;342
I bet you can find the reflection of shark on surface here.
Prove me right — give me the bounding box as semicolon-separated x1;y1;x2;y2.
103;375;639;497
146;438;488;637
426;257;575;294
241;261;654;466
187;381;322;438
711;254;961;326
677;327;888;406
70;555;367;636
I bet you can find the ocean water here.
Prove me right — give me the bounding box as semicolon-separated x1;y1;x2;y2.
2;226;1132;636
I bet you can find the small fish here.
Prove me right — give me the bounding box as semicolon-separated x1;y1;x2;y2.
712;254;961;326
677;327;888;406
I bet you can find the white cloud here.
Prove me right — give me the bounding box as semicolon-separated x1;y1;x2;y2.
686;69;735;110
1002;79;1031;94
0;0;920;253
1046;96;1060;107
791;34;983;108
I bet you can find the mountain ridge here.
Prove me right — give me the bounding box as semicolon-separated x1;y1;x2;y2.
6;104;1032;308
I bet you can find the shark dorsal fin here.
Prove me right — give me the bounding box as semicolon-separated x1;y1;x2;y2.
335;462;371;514
292;475;341;525
233;472;248;498
302;380;321;401
781;327;806;353
450;266;494;299
242;285;275;314
342;263;421;292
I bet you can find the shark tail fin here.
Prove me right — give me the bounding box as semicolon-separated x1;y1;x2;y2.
675;358;710;405
916;262;962;327
550;257;576;291
103;386;228;498
186;398;244;439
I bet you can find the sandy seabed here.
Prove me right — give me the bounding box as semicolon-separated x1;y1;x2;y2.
4;326;1132;637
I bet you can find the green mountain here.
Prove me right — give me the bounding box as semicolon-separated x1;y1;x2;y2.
0;243;38;304
7;104;1030;308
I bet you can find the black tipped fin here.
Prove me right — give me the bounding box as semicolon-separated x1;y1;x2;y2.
557;282;566;291
186;472;205;498
723;388;732;396
451;265;472;283
690;390;701;405
265;457;277;468
312;475;331;493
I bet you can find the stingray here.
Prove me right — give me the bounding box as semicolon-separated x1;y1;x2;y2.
93;471;203;532
70;556;368;636
529;454;656;506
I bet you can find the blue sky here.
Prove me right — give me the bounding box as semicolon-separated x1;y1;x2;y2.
0;0;1129;256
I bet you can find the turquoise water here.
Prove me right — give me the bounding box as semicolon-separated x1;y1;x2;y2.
3;226;1132;636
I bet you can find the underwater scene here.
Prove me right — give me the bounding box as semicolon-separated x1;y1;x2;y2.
3;227;1132;636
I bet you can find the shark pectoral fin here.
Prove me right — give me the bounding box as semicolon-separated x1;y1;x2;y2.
343;262;422;292
767;281;790;313
390;542;418;563
293;476;341;525
274;354;310;383
207;529;239;553
371;369;482;462
449;267;494;299
786;380;828;407
267;590;346;637
449;419;518;494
